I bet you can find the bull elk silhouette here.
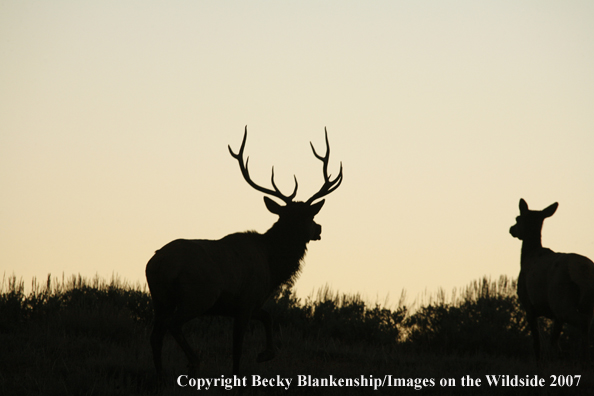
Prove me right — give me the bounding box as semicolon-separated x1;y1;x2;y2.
146;126;342;375
509;199;594;359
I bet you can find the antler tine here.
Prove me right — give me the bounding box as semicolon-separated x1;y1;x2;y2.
228;126;298;204
306;127;343;205
270;167;299;202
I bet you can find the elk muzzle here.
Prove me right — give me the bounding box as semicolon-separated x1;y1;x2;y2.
310;222;322;241
509;224;520;239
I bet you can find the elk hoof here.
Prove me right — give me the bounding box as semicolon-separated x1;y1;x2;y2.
256;349;276;363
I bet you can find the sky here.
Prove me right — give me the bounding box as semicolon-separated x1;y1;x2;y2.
1;1;594;307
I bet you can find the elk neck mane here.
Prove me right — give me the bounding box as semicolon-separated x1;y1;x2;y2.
262;220;310;288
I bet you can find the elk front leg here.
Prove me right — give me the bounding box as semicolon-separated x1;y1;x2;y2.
253;308;276;363
232;313;251;375
527;314;541;359
550;320;563;358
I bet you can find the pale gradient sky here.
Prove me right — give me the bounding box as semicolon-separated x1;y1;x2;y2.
2;1;594;306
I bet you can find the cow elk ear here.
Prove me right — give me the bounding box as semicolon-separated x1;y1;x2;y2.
264;196;283;215
542;202;559;218
519;199;529;213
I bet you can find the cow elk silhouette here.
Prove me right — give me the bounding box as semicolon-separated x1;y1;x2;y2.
509;199;594;360
146;126;343;376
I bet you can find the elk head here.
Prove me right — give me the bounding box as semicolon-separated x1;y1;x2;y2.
228;126;343;243
510;198;558;241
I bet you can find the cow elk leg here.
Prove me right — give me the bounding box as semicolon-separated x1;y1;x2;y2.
527;314;541;360
550;320;563;358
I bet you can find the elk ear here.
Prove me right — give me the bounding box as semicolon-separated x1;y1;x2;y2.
264;196;283;215
542;202;558;218
519;199;528;213
310;199;325;216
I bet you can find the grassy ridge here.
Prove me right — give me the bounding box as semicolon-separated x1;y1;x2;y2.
1;274;592;395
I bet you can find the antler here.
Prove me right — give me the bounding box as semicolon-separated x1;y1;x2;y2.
229;126;298;204
305;127;343;205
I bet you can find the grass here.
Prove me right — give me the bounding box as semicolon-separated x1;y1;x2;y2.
1;273;593;395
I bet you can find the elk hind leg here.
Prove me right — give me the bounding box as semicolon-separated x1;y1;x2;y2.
570;316;591;362
150;315;167;377
586;315;594;361
253;308;276;363
149;297;175;377
169;312;201;375
570;314;592;362
552;292;591;360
